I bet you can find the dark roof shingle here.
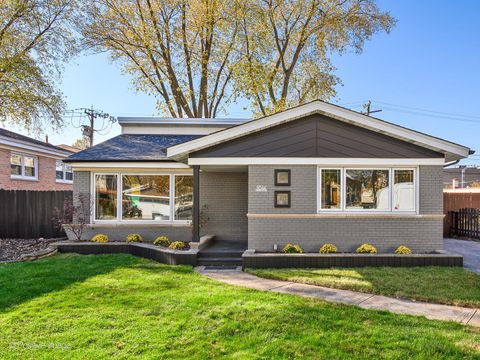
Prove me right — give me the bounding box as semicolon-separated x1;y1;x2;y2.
65;134;202;162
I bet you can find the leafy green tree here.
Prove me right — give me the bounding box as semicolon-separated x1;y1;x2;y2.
82;0;394;118
0;0;79;132
237;0;395;115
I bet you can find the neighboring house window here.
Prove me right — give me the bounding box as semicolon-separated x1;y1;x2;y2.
10;153;37;180
319;167;416;213
93;173;193;222
56;160;73;183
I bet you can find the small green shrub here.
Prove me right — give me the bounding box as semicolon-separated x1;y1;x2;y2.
395;245;412;254
319;243;337;254
91;234;109;243
356;243;377;254
153;235;170;247
169;241;189;250
126;234;143;243
282;243;303;254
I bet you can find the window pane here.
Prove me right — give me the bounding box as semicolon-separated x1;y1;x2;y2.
175;176;193;220
122;175;170;220
56;160;64;180
393;170;414;211
321;169;341;209
24;156;35;177
65;164;73;181
346;169;389;210
95;175;117;220
10;154;22;176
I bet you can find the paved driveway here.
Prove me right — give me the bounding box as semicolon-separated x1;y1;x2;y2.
444;238;480;274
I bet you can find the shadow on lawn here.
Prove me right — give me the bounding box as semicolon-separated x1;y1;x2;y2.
0;253;146;312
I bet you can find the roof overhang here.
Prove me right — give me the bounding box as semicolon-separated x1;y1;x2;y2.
69;161;190;170
0;135;73;158
167;100;472;163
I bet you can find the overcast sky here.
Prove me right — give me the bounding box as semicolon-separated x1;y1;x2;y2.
3;1;480;165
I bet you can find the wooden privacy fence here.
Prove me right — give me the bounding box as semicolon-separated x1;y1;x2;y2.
0;190;72;239
449;208;480;240
443;192;480;237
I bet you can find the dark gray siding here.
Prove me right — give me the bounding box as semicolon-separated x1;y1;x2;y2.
192;114;443;158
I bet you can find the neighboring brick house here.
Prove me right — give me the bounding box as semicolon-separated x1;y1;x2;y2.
0;128;75;191
65;100;473;255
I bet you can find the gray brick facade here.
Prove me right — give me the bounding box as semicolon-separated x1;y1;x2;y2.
200;171;248;242
247;165;444;253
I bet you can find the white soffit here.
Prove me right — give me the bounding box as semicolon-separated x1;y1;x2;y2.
167;101;471;161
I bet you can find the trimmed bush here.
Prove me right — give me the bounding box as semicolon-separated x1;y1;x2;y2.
169;241;189;250
356;243;377;254
395;245;412;254
319;243;337;254
282;243;303;254
153;236;170;247
91;234;109;243
126;234;143;243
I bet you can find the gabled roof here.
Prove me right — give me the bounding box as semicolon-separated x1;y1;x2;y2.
0;128;73;157
64;134;202;162
167;100;472;162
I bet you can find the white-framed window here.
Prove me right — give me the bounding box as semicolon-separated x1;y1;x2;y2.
93;172;193;223
10;152;38;180
318;167;417;213
56;160;73;183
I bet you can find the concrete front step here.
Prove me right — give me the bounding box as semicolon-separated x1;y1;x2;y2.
198;251;244;258
197;257;242;266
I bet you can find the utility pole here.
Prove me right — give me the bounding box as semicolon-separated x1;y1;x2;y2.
363;100;382;116
76;107;116;147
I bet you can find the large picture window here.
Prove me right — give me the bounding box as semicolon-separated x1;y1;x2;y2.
346;169;389;210
174;176;193;220
320;169;341;209
95;174;117;220
122;175;170;221
94;173;192;222
319;168;416;213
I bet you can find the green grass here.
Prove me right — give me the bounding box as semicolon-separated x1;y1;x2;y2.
0;255;478;359
247;267;480;308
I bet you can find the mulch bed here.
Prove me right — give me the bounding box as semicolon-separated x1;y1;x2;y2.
0;238;63;262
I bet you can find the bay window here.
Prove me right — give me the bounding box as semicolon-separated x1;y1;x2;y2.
319;167;416;213
10;153;37;180
94;173;192;222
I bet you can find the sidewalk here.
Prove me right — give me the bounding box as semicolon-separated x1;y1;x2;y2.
196;267;480;327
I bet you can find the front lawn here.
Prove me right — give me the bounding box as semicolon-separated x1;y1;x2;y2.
247;267;480;308
0;255;479;359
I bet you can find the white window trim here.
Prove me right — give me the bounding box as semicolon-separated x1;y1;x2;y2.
317;166;418;214
10;152;38;181
56;160;73;184
91;172;193;224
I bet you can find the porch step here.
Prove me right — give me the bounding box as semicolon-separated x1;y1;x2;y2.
197;257;242;266
198;251;244;258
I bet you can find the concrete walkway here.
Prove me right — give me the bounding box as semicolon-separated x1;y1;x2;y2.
196;267;480;327
444;238;480;274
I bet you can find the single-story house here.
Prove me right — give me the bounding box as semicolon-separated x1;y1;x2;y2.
64;100;472;254
0;128;75;190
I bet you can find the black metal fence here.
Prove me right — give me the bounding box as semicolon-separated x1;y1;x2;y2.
450;208;480;239
0;190;72;239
